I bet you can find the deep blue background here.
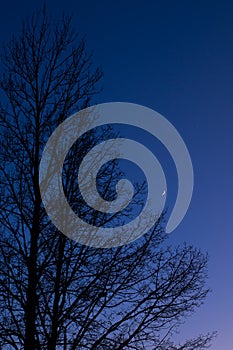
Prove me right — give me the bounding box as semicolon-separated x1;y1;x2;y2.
1;1;232;348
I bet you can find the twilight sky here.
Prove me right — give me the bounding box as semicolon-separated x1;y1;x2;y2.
1;1;233;349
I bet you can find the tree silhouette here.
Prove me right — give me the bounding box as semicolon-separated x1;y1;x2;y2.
0;7;215;350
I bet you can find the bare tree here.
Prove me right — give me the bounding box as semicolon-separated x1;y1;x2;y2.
0;7;215;350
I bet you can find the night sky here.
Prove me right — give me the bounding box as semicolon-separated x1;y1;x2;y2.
1;1;233;349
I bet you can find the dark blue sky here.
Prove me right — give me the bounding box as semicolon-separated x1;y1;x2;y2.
1;1;233;349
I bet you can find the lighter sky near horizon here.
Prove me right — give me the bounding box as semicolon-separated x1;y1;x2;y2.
0;1;232;349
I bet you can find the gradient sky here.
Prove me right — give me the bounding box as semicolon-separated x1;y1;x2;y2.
1;1;233;349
